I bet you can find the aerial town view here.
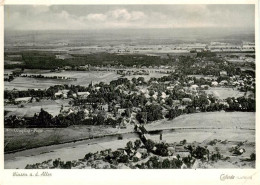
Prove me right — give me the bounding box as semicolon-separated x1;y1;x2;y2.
4;4;256;169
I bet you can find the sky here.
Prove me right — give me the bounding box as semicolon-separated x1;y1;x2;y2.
4;5;255;30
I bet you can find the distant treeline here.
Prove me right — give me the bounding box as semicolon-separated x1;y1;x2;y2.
5;51;173;69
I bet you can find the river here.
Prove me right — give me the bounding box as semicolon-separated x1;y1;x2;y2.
5;133;139;169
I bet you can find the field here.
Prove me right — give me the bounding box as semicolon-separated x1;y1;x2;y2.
187;75;217;80
5;99;71;117
4;70;121;90
146;112;255;131
125;73;167;81
146;112;255;168
4;77;68;90
42;71;121;85
4;69;170;90
204;87;246;99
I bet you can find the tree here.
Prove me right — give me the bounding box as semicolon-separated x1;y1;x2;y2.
126;141;133;150
93;113;105;125
118;155;129;163
136;112;147;124
112;151;121;159
137;77;145;84
145;139;155;151
166;98;173;106
167;109;177;120
162;159;171;169
155;143;168;156
149;90;155;96
33;108;54;127
132;77;137;84
134;139;142;149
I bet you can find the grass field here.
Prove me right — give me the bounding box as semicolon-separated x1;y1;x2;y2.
4;71;121;90
146;112;255;131
5;99;71;117
43;71;121;85
204;87;246;99
146;112;255;169
4;77;67;90
125;73;167;81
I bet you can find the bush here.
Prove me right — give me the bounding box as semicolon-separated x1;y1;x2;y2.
53;159;60;167
192;146;209;160
118;134;123;140
250;153;256;161
171;158;182;169
133;157;139;162
162;159;171;169
84;153;94;160
180;139;187;145
208;139;217;146
126;141;133;150
182;156;193;168
112;151;121;159
63;161;72;169
134;139;142;149
118;155;129;163
210;152;222;162
145;139;155;151
155;143;169;156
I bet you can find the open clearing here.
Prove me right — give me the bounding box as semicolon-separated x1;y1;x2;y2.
125;73;167;81
4;70;167;90
4;71;121;90
146;112;255;131
42;71;121;85
5;99;71;117
204;87;246;99
5;77;67;90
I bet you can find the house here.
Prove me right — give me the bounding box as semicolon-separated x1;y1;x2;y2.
218;100;229;107
14;97;32;103
55;91;67;99
219;80;228;86
161;92;167;99
211;81;218;86
152;94;157;100
84;109;90;118
220;70;228;76
136;148;147;155
182;98;192;104
178;105;187;110
190;84;199;91
167;147;175;154
118;108;126;116
188;80;194;85
64;66;72;70
134;152;142;159
144;94;150;99
200;85;209;89
140;89;148;94
77;92;90;98
172;100;181;105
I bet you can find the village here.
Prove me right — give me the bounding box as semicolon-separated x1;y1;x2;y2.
4;49;256;169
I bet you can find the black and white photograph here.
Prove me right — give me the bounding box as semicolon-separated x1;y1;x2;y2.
2;1;258;175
